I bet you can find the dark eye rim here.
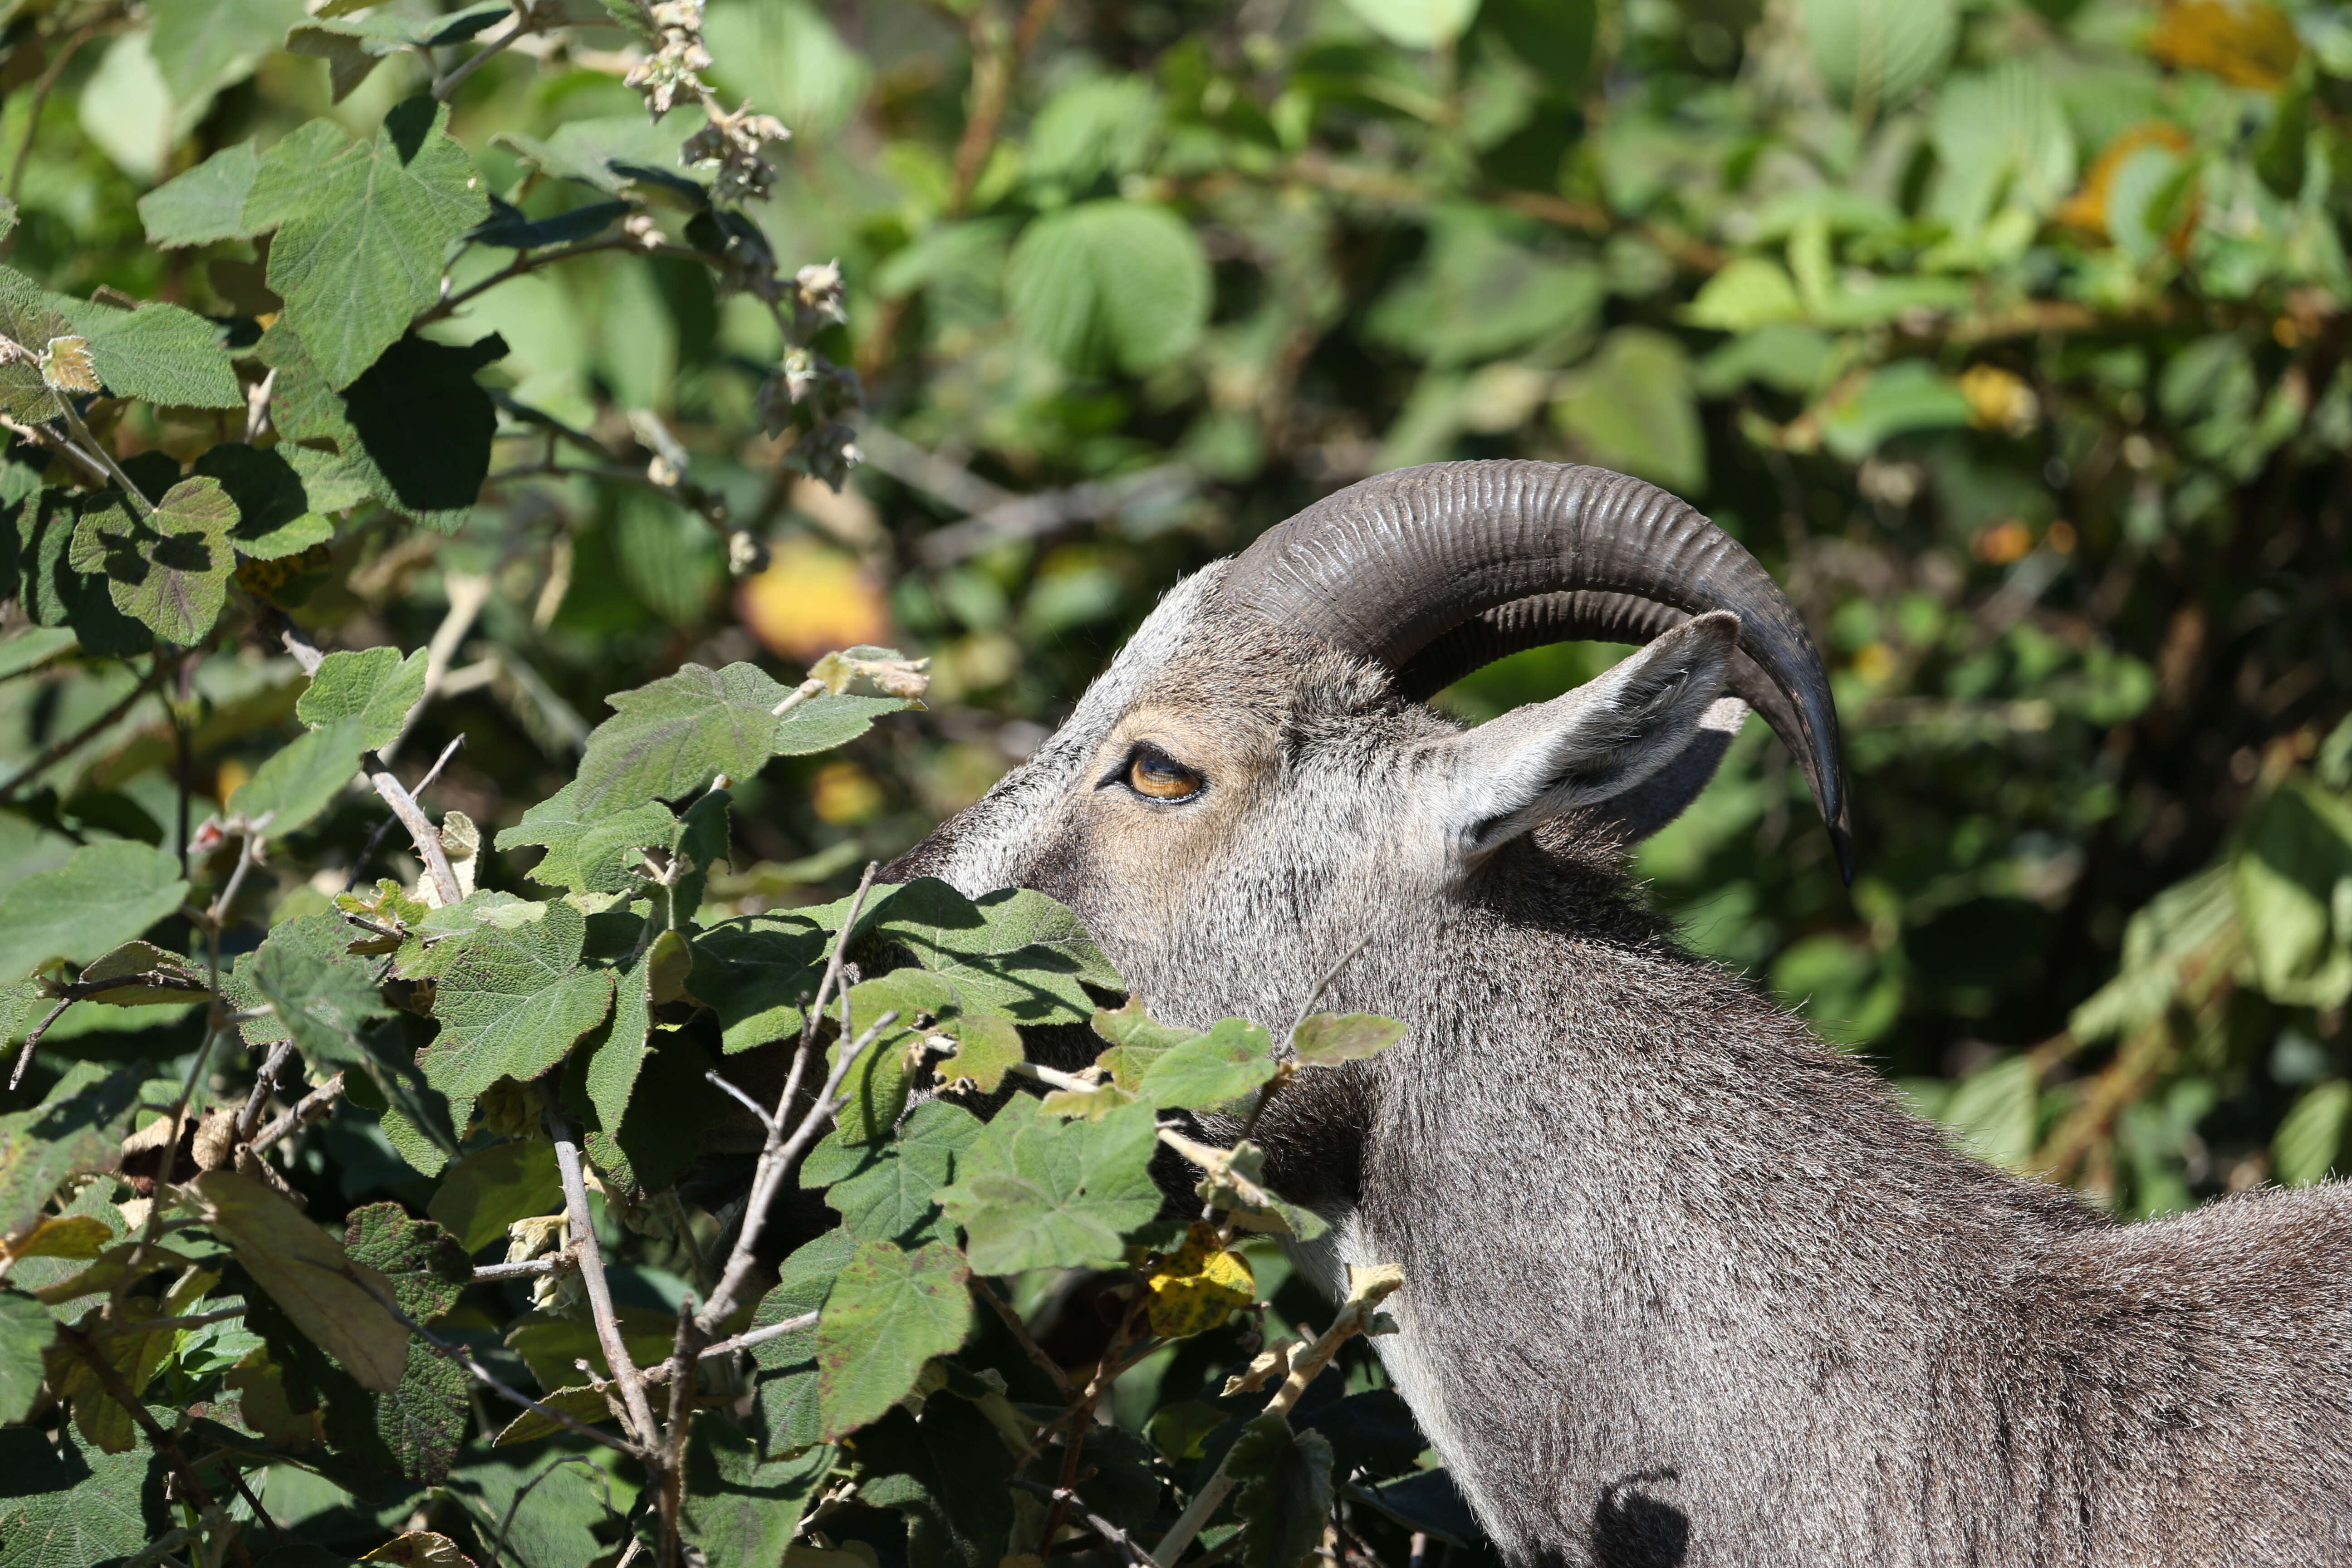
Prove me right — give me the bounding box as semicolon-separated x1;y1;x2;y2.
1101;742;1205;803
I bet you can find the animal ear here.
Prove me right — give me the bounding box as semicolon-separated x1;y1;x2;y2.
1435;612;1739;862
1586;696;1749;848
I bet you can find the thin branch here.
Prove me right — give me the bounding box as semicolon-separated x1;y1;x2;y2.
540;1082;661;1450
0;660;171;803
7;995;73;1092
58;1326;254;1566
1151;1269;1404;1566
234;1044;296;1142
323;1257;642;1457
1012;1479;1162;1568
1041;1287;1145;1547
273;621;465;904
471;1253;576;1283
695;862;882;1336
973;1274;1073;1398
433;9;531;99
245;1072;344;1154
417;236;713;326
380;574;492;766
52;398;155;519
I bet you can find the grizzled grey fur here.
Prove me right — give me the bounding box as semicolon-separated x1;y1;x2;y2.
890;562;2352;1568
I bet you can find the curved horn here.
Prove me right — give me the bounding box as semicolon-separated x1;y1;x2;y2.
1220;460;1854;882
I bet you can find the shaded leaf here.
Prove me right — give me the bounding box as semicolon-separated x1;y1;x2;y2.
0;1428;165;1568
425;1140;563;1253
680;1418;833;1568
0;1067;142;1245
196;1169;409;1392
1229;1414;1334;1568
0;1288;53;1422
492;1384;612;1445
803;1100;982;1245
346;1203;472;1483
868;879;1122;1024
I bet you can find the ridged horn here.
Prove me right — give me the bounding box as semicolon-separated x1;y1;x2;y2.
1219;460;1854;882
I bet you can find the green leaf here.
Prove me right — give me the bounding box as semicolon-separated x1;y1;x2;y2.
2273;1080;2349;1186
138;139;263;247
576;661;908;814
1341;0;1480;49
933;1011;1023;1094
803;1100;982;1245
687;911;830;1053
2234;778;2352;1008
578;939;658;1139
0;1068;140;1247
256;322;503;533
1680;256;1805;333
1229;1414;1335;1568
228;724;363;836
680;1419;833;1568
195;1168;409;1393
0;1289;54;1423
245;98;489;387
345;1203;472;1482
1135;1016;1276;1110
413;900;617;1124
1817;360;1973;463
1553;328;1705;494
147;0;310;101
814;1239;972;1441
1008;199;1210;374
297;645;429;751
868;879;1122;1023
1795;0;1955;108
0;1429;166;1568
855;1393;1017;1568
424;1139;563;1252
491;1385;611;1445
1290;1012;1407;1066
0;267;70;421
193;442;336;557
495;781;679;893
0;840;186;985
445;1453;626;1568
0;627;76;681
248;912;392;1068
53;298;243;410
1093;995;1199;1090
71;476;239;643
1365;216;1602;368
750;1228;858;1373
935;1096;1161;1274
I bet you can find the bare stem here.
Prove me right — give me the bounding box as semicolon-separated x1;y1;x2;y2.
433;9;531;99
973;1274;1073;1398
235;1043;296;1141
274;621;464;904
1150;1269;1403;1566
1011;1479;1161;1568
540;1081;662;1452
246;1071;344;1154
52;397;155;519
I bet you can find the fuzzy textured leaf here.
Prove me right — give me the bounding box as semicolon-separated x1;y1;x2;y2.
935;1096;1161;1274
196;1169;409;1393
414;900;616;1122
137;139;262;247
245;98;490;387
814;1239;972;1440
0;840;187;985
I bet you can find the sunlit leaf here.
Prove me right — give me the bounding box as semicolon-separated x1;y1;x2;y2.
813;1239;971;1440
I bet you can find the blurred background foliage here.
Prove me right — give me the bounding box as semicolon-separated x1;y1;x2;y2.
5;0;2352;1240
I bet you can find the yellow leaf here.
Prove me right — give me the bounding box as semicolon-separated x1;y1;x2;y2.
735;537;891;663
2057;122;2194;239
1958;365;2038;435
361;1534;478;1567
0;1213;111;1261
1144;1220;1256;1339
194;1169;409;1393
38;336;98;394
2147;0;2302;90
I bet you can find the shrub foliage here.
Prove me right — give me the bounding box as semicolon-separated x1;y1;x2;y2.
0;0;2349;1562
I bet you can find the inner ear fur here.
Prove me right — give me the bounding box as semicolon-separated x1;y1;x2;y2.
1440;612;1740;860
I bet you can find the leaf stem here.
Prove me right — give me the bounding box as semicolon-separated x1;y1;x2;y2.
51;397;155;519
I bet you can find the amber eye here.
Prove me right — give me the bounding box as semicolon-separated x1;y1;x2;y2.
1126;747;1203;802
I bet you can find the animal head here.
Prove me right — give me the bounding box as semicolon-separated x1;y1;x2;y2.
891;460;1850;1028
